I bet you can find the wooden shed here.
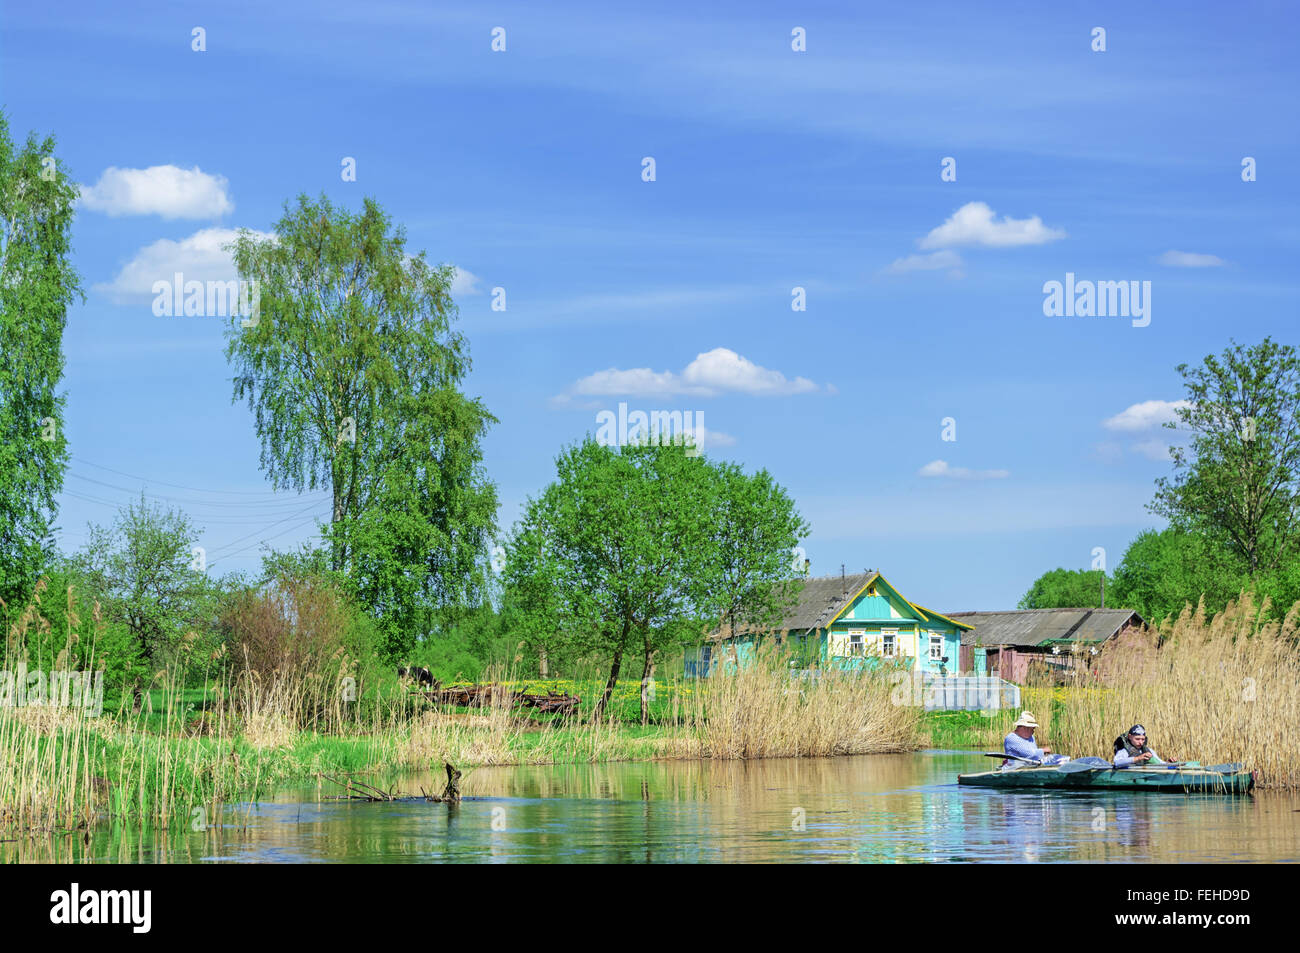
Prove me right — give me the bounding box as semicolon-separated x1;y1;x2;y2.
949;608;1146;683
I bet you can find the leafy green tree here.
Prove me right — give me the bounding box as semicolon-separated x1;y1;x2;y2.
225;195;497;658
0;111;81;605
1017;567;1110;610
1108;527;1245;623
73;497;206;669
505;439;807;723
1152;338;1300;576
702;461;808;643
506;439;714;721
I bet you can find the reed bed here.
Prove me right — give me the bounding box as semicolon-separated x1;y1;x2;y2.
681;643;923;759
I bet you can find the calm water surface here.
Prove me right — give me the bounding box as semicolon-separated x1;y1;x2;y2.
7;751;1298;863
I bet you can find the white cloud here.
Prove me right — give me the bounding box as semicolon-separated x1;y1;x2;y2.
1102;399;1191;432
563;347;819;399
451;266;481;295
571;367;689;399
1158;250;1226;268
79;165;233;219
681;347;817;396
885;249;964;276
918;459;1010;480
93;227;274;303
918;201;1066;249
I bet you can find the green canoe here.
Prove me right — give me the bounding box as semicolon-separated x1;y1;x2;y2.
958;763;1255;794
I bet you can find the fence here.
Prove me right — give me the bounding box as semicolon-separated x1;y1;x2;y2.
914;675;1021;711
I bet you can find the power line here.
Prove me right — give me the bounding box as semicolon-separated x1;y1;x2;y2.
203;499;327;556
66;472;330;509
60;489;327;524
207;516;327;568
71;457;328;497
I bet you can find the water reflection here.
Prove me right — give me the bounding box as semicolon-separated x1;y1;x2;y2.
3;752;1296;864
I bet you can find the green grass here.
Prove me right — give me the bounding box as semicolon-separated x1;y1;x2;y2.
920;710;1000;749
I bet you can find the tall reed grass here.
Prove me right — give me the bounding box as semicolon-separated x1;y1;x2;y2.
979;594;1300;789
681;643;922;758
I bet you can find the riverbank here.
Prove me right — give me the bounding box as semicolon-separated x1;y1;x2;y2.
0;649;919;833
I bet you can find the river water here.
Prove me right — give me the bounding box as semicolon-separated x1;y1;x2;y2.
7;751;1298;863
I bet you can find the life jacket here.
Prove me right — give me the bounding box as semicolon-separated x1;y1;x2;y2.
1113;734;1152;758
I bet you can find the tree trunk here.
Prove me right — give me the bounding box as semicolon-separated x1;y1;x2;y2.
593;648;622;723
640;648;656;727
539;646;549;678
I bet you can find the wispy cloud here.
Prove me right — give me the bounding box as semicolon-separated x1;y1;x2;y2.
885;249;964;277
1158;250;1226;268
918;459;1010;480
918;201;1066;249
451;266;482;295
1132;439;1175;462
79;165;233;219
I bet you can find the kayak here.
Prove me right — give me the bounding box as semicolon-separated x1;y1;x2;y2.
958;763;1255;794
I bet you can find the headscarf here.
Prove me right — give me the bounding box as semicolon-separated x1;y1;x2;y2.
1113;724;1151;757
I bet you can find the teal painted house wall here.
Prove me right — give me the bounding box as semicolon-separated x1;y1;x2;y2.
688;573;971;677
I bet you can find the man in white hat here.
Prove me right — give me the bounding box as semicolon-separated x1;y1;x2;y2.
1002;711;1053;769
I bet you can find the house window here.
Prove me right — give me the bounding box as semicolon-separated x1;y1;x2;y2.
929;634;944;660
881;630;896;657
848;630;865;656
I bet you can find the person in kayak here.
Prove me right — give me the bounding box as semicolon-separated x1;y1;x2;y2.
1002;711;1057;769
1113;724;1164;767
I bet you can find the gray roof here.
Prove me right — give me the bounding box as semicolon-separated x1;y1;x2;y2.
950;608;1144;647
711;571;878;639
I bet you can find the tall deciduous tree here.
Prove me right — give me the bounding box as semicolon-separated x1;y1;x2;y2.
505;439;806;723
1152;338;1300;576
0;112;81;605
224;195;497;657
1108;527;1245;623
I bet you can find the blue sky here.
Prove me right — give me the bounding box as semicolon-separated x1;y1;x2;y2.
2;1;1296;610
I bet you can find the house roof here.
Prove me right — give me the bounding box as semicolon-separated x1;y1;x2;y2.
709;571;974;640
708;571;875;640
950;608;1144;647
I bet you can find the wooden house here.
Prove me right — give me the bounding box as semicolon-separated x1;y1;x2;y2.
689;571;973;677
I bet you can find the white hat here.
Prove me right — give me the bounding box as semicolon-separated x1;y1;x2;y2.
1013;711;1039;729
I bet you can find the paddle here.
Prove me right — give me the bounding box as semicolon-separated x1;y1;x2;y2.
983;752;1040;765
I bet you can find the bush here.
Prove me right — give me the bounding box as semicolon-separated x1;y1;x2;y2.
221;571;382;730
